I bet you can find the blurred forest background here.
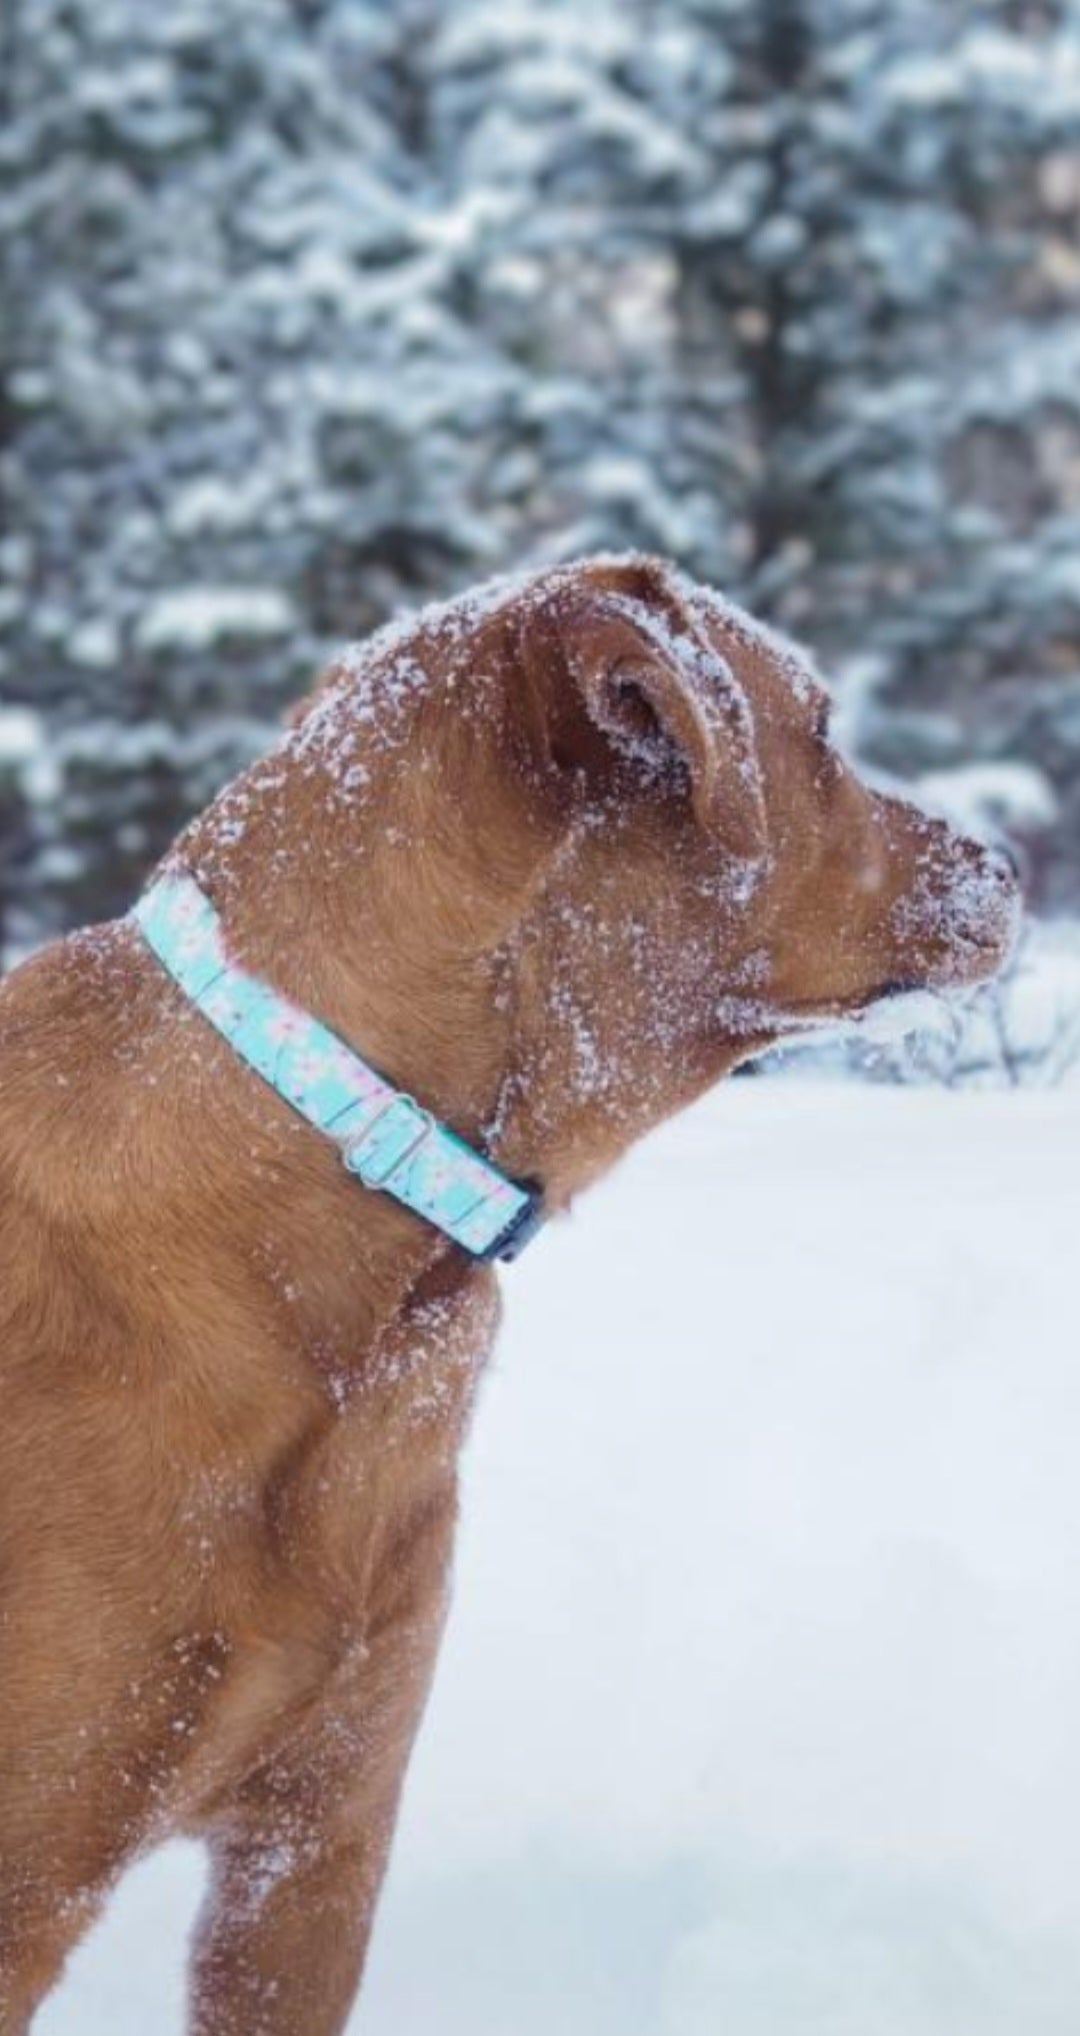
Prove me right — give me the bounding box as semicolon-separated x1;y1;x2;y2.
1;0;1078;1073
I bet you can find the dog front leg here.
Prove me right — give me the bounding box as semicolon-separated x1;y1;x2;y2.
189;1638;442;2036
0;1837;127;2032
188;1505;453;2036
0;1881;113;2036
188;1795;400;2036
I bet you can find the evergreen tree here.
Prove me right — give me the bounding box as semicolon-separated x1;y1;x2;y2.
1;0;1077;953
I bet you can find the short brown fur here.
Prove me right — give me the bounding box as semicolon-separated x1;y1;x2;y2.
0;556;1017;2032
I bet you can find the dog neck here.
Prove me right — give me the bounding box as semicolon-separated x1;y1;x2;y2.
151;655;555;1371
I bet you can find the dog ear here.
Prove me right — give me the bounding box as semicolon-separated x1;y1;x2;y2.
514;561;767;862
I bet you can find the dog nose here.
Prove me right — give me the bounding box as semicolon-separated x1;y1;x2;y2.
986;840;1023;887
998;842;1020;879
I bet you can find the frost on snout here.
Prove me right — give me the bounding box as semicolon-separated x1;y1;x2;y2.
887;817;1022;991
766;788;1024;1033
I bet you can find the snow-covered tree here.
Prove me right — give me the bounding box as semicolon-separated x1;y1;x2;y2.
1;0;1077;955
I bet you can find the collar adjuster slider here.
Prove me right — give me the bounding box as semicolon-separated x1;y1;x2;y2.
342;1094;437;1189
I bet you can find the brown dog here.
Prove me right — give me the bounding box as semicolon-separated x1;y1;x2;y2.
0;555;1017;2032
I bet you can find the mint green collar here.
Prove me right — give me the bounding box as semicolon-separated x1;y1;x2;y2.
132;873;543;1262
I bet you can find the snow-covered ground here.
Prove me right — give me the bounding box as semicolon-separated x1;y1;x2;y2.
41;1082;1079;2035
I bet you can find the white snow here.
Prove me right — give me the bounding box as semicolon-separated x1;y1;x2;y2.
166;480;273;541
0;706;44;766
38;1081;1080;2035
916;763;1059;838
0;704;60;805
885;31;1080;117
135;588;296;655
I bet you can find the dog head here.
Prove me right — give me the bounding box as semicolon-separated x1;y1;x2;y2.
220;553;1019;1207
449;553;1017;1191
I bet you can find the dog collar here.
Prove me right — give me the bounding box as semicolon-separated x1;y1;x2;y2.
132;873;544;1262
